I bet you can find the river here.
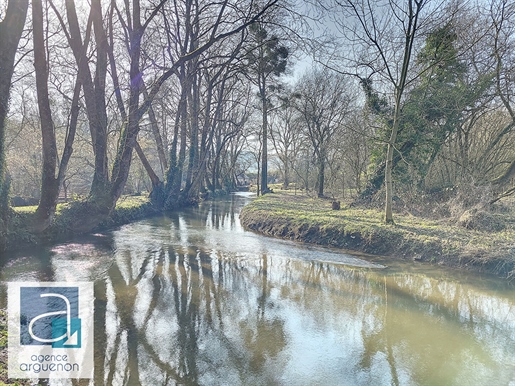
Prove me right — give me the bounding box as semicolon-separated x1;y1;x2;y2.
1;192;514;385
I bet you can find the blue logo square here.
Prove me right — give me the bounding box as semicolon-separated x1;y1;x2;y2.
19;286;81;348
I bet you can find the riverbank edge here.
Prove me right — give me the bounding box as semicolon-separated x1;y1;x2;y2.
3;188;239;253
4;196;159;253
0;198;159;384
240;193;515;279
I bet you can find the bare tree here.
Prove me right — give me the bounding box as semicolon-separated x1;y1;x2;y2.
489;0;515;199
47;0;282;230
270;89;302;189
294;68;353;197
32;0;81;231
244;22;289;195
331;0;431;223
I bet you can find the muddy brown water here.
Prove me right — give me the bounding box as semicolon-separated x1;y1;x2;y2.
1;192;514;385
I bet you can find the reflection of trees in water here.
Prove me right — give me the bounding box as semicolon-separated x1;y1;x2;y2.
185;194;253;232
88;197;515;385
97;211;286;384
5;196;511;384
241;254;286;374
354;273;515;385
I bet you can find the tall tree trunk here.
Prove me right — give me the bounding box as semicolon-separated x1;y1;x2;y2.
185;71;200;193
317;156;325;198
384;108;400;224
282;150;290;189
90;0;110;200
33;0;60;231
142;87;167;174
0;0;28;245
384;0;422;224
110;20;144;205
165;69;190;208
188;77;215;200
31;0;80;232
164;86;185;201
260;75;269;195
110;0;169;206
64;0;109;202
212;127;223;192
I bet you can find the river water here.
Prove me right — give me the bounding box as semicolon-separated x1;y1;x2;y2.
1;193;514;385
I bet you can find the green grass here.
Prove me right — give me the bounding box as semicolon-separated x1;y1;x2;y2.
12;202;73;214
114;194;150;209
240;191;515;278
6;194;155;251
11;206;37;214
12;195;149;213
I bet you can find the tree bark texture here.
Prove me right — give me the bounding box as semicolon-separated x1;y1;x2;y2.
0;0;29;244
32;0;60;231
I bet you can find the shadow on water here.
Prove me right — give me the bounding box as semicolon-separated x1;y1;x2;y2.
0;192;514;385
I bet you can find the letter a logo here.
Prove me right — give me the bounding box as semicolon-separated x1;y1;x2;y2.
20;287;81;348
8;282;94;379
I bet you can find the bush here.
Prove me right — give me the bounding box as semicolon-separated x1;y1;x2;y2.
457;208;506;232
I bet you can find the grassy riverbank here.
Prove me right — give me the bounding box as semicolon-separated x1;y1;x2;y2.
0;196;156;383
5;195;156;252
240;192;515;278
